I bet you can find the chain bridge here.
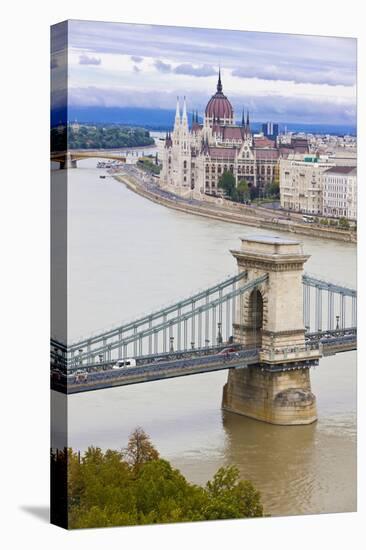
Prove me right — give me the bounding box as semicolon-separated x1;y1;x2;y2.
51;236;356;425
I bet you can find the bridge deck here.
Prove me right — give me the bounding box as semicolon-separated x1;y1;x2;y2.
51;331;356;395
52;344;323;395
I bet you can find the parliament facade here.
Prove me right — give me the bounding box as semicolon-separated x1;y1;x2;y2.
160;72;307;197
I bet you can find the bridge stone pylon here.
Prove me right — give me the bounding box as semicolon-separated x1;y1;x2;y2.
222;236;320;425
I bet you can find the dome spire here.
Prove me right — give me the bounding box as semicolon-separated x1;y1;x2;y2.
217;66;223;94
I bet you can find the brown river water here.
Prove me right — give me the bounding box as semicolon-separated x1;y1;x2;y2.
52;158;356;517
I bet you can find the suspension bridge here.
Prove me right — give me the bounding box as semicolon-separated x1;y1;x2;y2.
51;236;356;425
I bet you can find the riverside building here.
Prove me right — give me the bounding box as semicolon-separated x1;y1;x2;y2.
160;72;283;197
279;154;334;215
322;166;357;221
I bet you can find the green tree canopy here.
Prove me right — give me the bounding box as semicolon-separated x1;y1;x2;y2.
218;170;236;197
61;124;154;150
265;180;280;198
338;217;350;229
237;179;250;202
62;429;265;529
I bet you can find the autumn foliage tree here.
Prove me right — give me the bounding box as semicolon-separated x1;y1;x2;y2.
124;427;159;471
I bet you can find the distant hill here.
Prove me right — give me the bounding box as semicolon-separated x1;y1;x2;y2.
65;107;179;131
52;106;356;136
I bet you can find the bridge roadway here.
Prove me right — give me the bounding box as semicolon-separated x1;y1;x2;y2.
54;348;260;394
51;329;356;394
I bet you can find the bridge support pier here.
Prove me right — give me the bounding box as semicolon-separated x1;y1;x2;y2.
222;366;317;425
224;235;320;425
59;154;77;169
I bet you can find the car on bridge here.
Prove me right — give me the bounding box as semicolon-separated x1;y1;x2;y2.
218;347;240;358
113;358;137;369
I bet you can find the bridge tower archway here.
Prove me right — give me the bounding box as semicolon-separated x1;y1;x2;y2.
232;236;309;352
223;235;319;425
239;288;265;348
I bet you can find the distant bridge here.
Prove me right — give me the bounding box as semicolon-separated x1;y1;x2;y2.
51;237;356;425
51;150;127;169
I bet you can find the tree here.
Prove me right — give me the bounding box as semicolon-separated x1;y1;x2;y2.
237;179;250;202
124;427;159;470
338;217;350;230
266;180;280;198
204;466;264;519
250;185;259;200
218;170;236;198
63;430;265;529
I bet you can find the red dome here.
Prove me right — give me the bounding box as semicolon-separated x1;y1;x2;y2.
205;94;233;119
205;70;233;120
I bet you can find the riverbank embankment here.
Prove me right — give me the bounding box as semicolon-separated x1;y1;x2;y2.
114;173;356;244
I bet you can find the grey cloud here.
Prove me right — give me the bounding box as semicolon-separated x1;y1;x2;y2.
154;60;217;78
79;54;102;66
131;55;143;63
68;85;356;125
133;65;141;73
154;59;172;73
232;64;355;87
173;63;217;77
68;20;356;87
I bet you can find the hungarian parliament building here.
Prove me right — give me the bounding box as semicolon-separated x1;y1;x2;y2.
160;71;308;197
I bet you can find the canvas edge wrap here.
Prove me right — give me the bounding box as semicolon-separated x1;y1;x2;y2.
50;20;69;530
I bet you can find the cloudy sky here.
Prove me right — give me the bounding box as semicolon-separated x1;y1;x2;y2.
52;20;356;125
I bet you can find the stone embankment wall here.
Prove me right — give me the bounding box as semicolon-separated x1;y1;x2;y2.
116;175;356;244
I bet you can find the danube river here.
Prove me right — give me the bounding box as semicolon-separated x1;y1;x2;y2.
56;158;356;517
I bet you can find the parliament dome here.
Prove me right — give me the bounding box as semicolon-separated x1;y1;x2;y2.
205;70;234;122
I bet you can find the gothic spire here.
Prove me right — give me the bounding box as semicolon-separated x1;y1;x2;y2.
246;110;250;128
175;96;180;121
182;96;187;122
217;66;223;94
241;108;245;126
